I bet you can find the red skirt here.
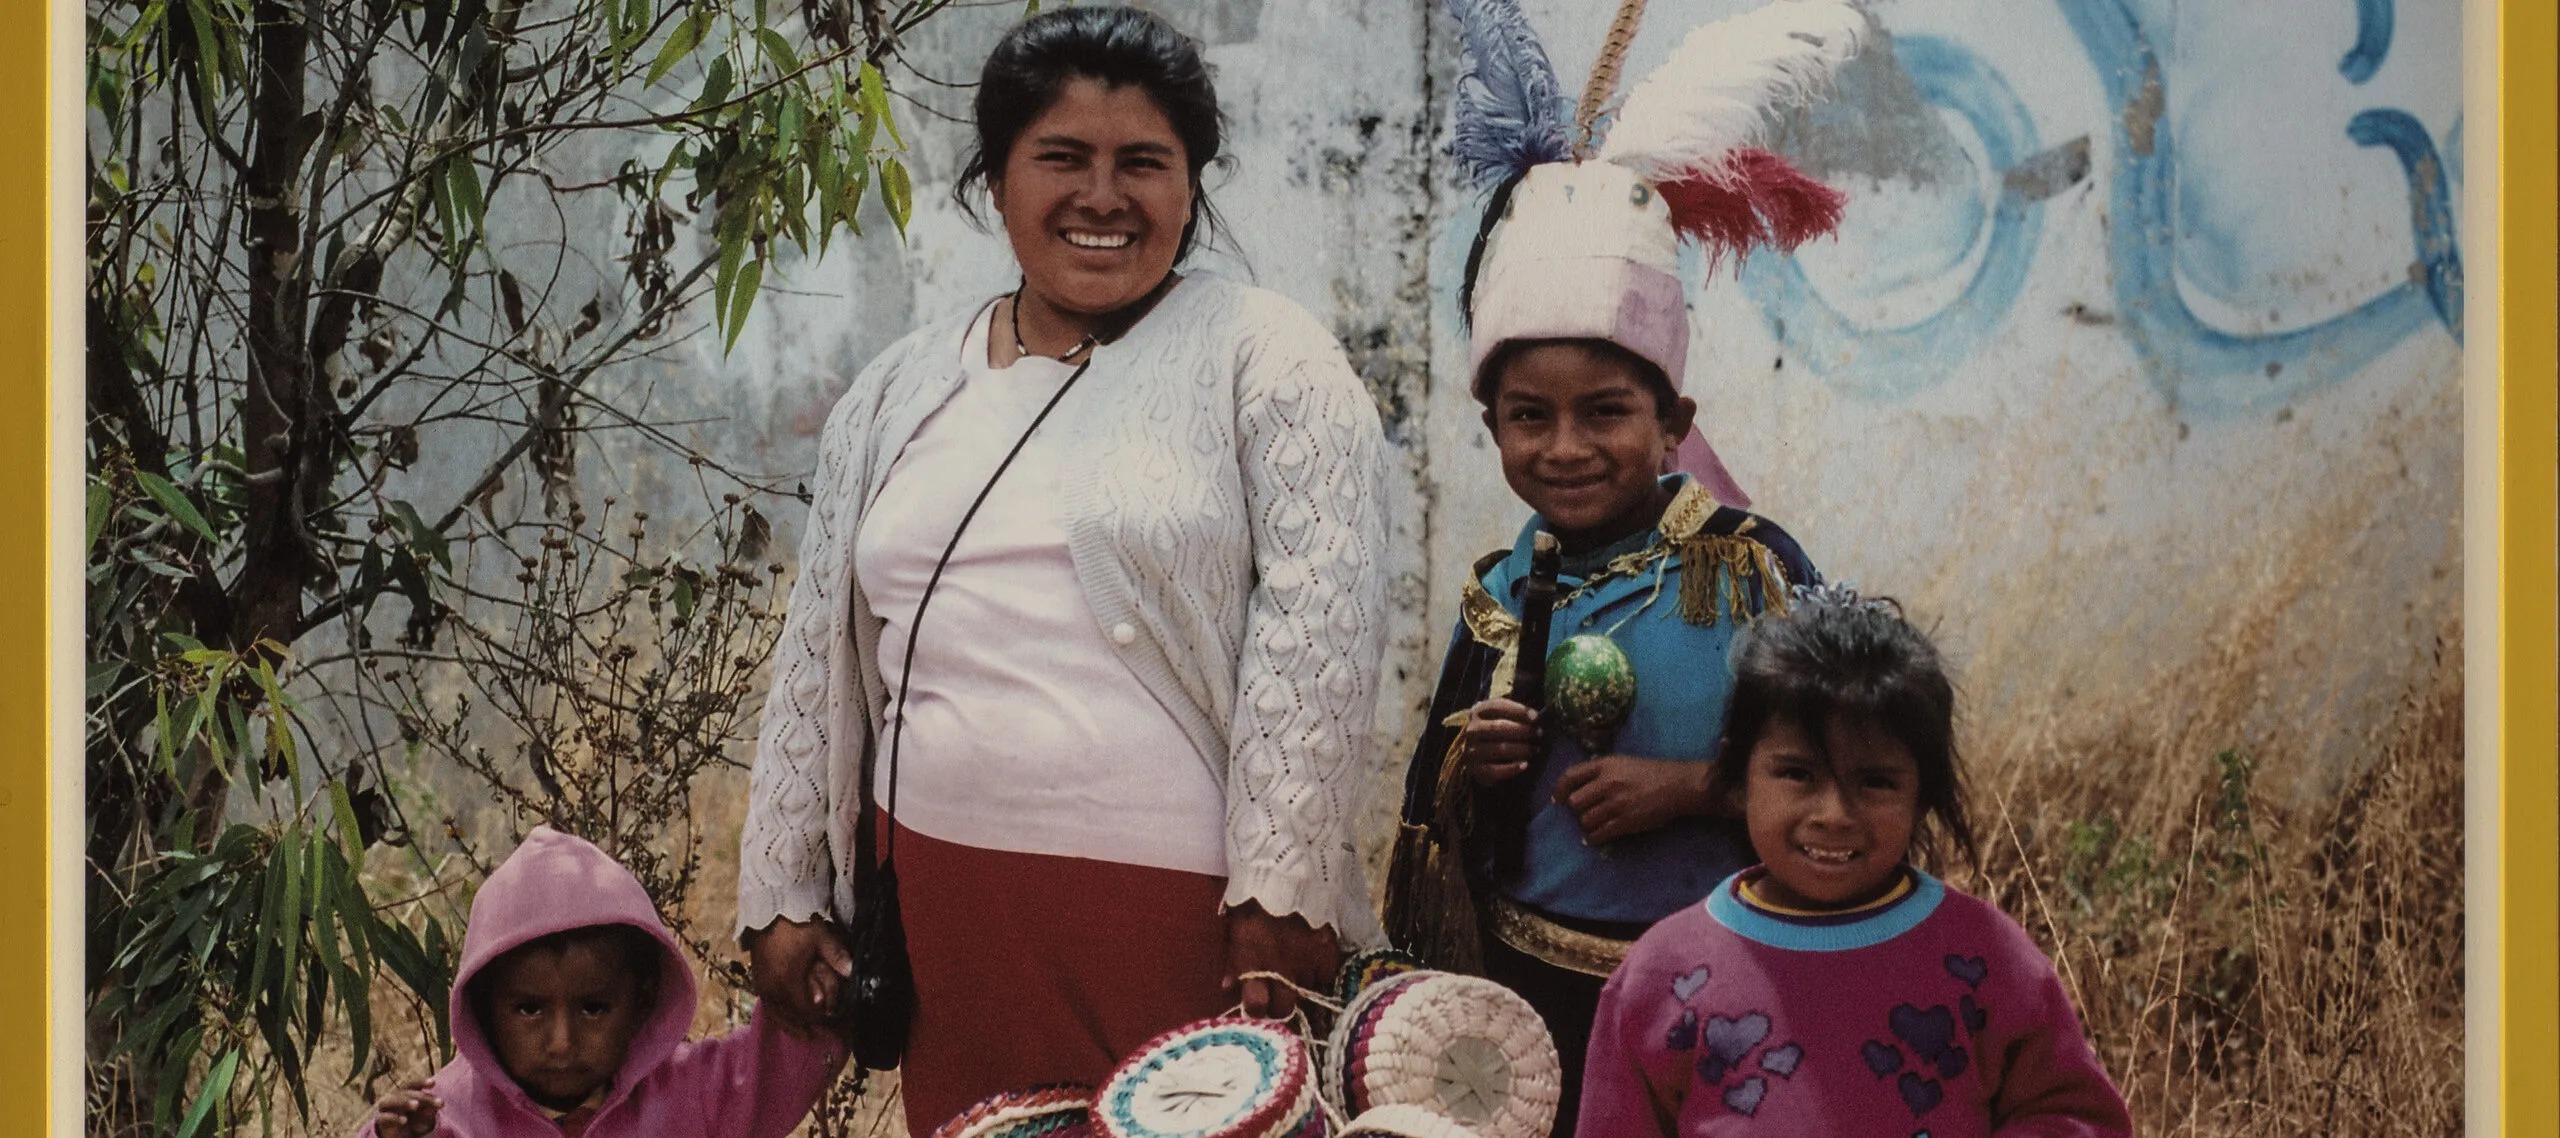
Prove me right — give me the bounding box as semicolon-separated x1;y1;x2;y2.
889;818;1232;1135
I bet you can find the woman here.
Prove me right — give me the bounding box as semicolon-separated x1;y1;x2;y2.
732;7;1388;1131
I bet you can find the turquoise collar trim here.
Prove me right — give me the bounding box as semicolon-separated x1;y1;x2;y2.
1703;868;1946;951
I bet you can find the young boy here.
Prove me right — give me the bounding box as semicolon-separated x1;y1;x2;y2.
1390;1;1868;1126
365;826;843;1138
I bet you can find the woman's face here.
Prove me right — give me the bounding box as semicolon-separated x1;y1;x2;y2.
992;76;1194;321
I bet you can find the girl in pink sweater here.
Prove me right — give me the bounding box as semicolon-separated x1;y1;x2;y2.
364;826;844;1138
1577;588;2131;1137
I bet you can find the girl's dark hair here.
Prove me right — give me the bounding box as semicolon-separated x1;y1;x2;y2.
1474;337;1681;417
1705;595;1978;870
954;5;1228;264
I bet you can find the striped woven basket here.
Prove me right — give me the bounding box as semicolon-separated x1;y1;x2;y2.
1096;1016;1328;1138
1339;1104;1483;1138
1321;971;1558;1138
929;1084;1096;1138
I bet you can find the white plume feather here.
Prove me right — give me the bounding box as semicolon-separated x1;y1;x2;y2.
1596;0;1870;184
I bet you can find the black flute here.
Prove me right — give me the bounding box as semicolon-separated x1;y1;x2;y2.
1485;530;1560;878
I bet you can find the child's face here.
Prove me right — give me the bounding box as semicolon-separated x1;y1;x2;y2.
481;939;652;1111
1482;343;1695;548
1740;714;1923;910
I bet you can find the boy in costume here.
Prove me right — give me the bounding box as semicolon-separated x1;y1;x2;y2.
1386;1;1867;1132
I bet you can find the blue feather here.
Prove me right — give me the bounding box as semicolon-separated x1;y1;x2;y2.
1444;0;1572;187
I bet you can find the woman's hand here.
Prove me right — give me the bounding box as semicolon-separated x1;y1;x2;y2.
1553;756;1715;845
1223;902;1340;1018
1458;698;1543;785
372;1079;441;1138
747;916;854;1036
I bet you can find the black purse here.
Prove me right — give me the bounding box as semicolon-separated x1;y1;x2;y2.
837;335;1097;1073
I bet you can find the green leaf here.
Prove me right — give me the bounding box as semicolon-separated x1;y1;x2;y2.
446;155;485;235
859;62;901;150
755;27;799;74
135;470;216;541
87;480;111;552
882;158;913;235
386;500;451;571
723;257;762;353
691;54;734;112
176;1048;239;1138
327;780;366;875
644;10;704;89
671;574;696;620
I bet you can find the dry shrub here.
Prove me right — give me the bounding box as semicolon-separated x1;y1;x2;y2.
1956;602;2462;1136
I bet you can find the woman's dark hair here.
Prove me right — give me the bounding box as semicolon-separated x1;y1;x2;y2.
954;5;1228;264
1704;594;1978;870
1474;337;1681;418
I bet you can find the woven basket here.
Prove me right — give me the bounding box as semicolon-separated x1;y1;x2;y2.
1096;1016;1327;1138
929;1084;1096;1138
1321;971;1558;1138
1333;947;1427;1010
1339;1104;1483;1138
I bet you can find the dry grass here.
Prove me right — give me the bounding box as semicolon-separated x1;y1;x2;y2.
1950;615;2463;1136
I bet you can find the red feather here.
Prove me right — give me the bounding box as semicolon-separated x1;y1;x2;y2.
1659;148;1848;271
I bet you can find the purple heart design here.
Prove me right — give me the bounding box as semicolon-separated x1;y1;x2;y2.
1665;1008;1698;1051
1961;994;1987;1033
1861;1039;1903;1077
1672;966;1711;1002
1943;954;1989;989
1935;1044;1970;1081
1704;1013;1771;1065
1722;1075;1767;1117
1897;1072;1944;1117
1697;1052;1730;1085
1888;1004;1957;1062
1759;1043;1803;1077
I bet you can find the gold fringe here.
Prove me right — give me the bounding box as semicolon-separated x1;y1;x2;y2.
1675;534;1795;627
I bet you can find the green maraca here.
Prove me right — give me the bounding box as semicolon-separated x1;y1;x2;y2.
1544;634;1637;756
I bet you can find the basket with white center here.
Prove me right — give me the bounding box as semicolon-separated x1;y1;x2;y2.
1095;1017;1327;1138
1322;971;1559;1138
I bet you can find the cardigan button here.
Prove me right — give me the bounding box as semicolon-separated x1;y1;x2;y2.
1110;622;1137;646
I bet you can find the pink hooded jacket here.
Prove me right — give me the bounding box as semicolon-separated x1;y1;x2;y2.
357;826;844;1138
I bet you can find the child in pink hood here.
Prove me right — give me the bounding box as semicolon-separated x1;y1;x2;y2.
363;826;845;1138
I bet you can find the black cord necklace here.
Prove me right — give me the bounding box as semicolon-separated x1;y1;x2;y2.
1010;289;1098;363
1008;272;1181;363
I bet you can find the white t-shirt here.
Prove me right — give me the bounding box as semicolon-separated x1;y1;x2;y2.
852;304;1229;875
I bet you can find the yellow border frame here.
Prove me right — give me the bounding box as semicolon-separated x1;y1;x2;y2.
9;0;68;1135
2472;1;2560;1134
7;2;2554;1135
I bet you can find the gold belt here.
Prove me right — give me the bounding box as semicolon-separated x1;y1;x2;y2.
1490;896;1632;979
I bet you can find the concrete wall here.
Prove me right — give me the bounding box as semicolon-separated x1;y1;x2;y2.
621;0;2462;784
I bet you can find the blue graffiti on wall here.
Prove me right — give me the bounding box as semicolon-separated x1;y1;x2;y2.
1734;36;2045;402
1746;0;2459;415
2340;0;2395;84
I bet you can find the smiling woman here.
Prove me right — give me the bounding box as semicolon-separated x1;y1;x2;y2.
729;7;1392;1135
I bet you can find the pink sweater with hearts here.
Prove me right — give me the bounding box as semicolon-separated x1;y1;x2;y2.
1578;869;2130;1138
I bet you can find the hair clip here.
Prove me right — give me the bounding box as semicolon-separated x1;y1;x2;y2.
1789;580;1901;618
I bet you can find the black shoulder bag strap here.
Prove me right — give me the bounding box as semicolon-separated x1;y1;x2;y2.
842;341;1098;1072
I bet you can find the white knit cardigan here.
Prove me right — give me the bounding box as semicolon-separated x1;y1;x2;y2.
736;275;1390;945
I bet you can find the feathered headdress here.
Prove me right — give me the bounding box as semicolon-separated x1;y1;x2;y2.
1449;0;1869;509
